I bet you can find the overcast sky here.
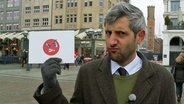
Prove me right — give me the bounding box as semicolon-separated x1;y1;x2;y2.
131;0;164;38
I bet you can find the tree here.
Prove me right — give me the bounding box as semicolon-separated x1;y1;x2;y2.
164;15;172;26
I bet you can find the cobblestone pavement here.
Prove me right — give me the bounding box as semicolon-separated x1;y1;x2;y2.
0;64;183;104
0;64;79;104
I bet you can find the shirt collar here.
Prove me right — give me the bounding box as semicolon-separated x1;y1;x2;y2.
111;54;142;75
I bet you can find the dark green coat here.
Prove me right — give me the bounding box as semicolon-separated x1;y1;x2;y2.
34;52;176;104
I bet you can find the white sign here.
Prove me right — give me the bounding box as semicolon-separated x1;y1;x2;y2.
28;31;75;64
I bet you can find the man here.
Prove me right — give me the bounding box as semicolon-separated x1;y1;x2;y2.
34;2;176;104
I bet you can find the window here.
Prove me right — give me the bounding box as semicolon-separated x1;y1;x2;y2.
66;14;77;23
43;5;49;12
84;0;88;6
89;14;92;22
70;14;73;22
74;14;77;22
84;14;87;22
7;0;13;7
84;13;92;22
13;11;20;20
7;12;13;20
55;15;62;24
6;24;12;30
0;1;4;8
0;24;3;30
67;15;69;23
89;0;92;6
25;7;31;14
67;0;70;7
34;6;40;13
84;0;92;7
74;0;77;7
13;24;19;30
55;1;63;8
14;0;20;6
0;12;3;20
171;0;180;11
99;0;104;6
33;18;39;26
42;18;48;26
170;18;178;26
25;19;31;26
99;14;103;23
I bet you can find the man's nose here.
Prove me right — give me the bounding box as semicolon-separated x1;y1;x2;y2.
108;34;118;45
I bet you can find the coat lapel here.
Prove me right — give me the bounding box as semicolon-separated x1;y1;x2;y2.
132;52;154;104
95;56;117;104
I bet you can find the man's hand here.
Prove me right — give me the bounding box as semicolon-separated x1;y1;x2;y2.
41;58;62;92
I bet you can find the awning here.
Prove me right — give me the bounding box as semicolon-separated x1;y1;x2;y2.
75;29;88;39
0;33;9;39
16;33;25;40
7;32;24;40
75;32;87;39
0;32;16;40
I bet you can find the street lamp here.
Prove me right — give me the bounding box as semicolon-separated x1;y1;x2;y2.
22;30;30;71
85;28;102;60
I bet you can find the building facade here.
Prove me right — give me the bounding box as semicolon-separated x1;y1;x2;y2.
0;0;121;60
0;0;21;32
163;0;184;65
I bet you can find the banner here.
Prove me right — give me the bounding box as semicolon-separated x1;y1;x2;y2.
28;31;75;64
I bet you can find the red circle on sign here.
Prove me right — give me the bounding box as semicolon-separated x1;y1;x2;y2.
43;39;60;56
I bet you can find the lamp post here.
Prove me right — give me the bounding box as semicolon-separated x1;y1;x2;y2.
22;30;30;71
85;28;102;60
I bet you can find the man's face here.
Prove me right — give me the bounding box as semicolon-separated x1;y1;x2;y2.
105;16;144;66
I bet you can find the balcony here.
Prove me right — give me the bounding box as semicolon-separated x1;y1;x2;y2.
167;25;184;30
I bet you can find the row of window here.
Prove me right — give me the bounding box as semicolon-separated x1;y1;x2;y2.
0;0;105;31
24;13;97;26
0;11;20;20
0;0;105;9
0;24;19;31
25;18;49;26
25;5;49;14
0;0;20;8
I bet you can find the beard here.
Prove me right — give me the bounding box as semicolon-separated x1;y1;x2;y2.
109;46;136;65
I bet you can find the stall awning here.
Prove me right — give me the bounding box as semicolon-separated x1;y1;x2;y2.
0;32;25;40
7;32;24;40
16;33;24;40
75;29;87;40
0;32;16;40
75;32;87;39
0;33;9;39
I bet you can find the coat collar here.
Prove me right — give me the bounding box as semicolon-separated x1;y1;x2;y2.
95;52;155;104
131;52;155;104
95;55;117;104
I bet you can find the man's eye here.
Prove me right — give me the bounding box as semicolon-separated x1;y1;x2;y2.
105;31;112;36
116;31;126;36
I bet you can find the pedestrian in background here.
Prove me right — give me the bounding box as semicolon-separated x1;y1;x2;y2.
34;2;176;104
172;52;184;103
21;49;28;67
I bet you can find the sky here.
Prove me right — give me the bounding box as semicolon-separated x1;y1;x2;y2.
130;0;164;38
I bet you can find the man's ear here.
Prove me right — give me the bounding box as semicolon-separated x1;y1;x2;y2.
136;30;145;44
